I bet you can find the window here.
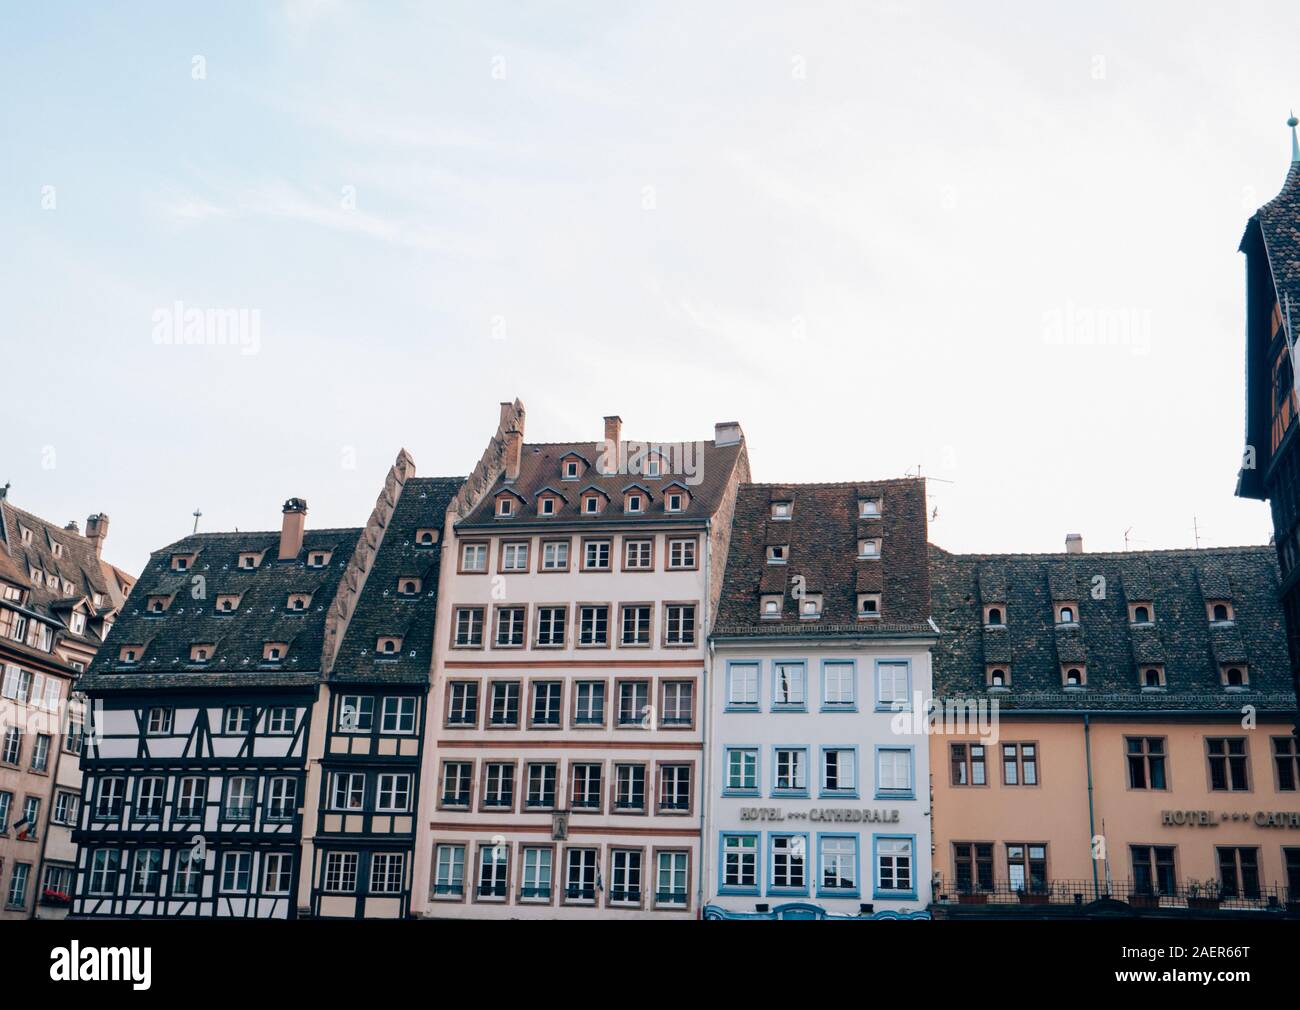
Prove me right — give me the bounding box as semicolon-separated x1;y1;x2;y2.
950;743;986;786
263;642;286;662
1221;664;1250;689
563;459;580;480
875;837;914;896
531;681;562;726
525;763;558;809
375;636;400;656
1217;846;1261;899
876;748;912;797
190;644;212;663
52;789;78;826
396;579;419;596
447;682;479;726
625;492;644;514
983;605;1004;627
620;604;651;646
482;762;515;809
535;605;567;647
381;696;416;733
337;695;374;733
324;852;358;893
876;661;910;710
496;497;515;518
658;764;691;812
488;681;520;726
1207;600;1234;623
771;835;807;892
69;612;86;634
661;681;694;726
177;777;206;819
454;607;484;647
267;777;297;820
225;777;255;820
2;666;32;702
799;594;823;619
460;542;488;572
415;528;438;546
377;773;411;812
819;836;859;895
19;797;39;839
1274;736;1299;791
614;763;647;811
663;604;696;646
987;666;1010;688
307;551;331;568
822;748;857;796
0;791;13;832
433;845;465;897
541;540;570;571
538;496;557;517
722;834;758;892
136;777;165;819
1006;843;1048;894
565;606;607;651
495;606;526;647
954;843;994;893
129;849;162;895
7;863;31;908
857;593;881;619
771;501;792;520
1061;665;1086;688
725;748;759;794
767;545;788;565
772;661;806;708
728;663;759;709
857;538;881;559
667;537;696;569
220;852;252;893
1129;602;1154;624
582;494;603;515
2;727;22;765
823;661;856;709
1207;737;1249;791
656;851;689;908
617;680;649;726
521;847;553;901
760;594;783;618
623;539;653;570
666;491;684;512
574;681;606;725
1001;743;1038;786
30;734;50;773
331;772;366;812
565;848;598;902
95;776;125;818
370;852;405;895
1131;845;1177;896
1126;737;1167;790
859;497;880;517
440;762;472;807
774;747;808;795
609;849;643;905
266;706;294;734
215;595;240;613
500;541;529;572
263;853;294;895
1054;603;1077;625
582;539;611;570
88;850;120;895
570;764;603;810
1140;665;1165;689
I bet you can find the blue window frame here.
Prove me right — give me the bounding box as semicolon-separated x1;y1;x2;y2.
874;746;915;800
816;833;861;898
819;746;859;798
771;746;810;797
766;832;810;897
820;660;857;711
726;662;760;711
872;834;918;900
719;832;760;895
722;746;760;796
771;660;807;711
874;659;912;712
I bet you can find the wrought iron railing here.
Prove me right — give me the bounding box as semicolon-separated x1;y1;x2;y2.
933;877;1298;911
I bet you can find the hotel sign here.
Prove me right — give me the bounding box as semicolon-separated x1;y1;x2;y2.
738;807;901;824
1161;810;1300;828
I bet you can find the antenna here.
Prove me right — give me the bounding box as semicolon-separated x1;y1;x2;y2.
192;507;203;534
1193;516;1202;549
1123;527;1133;552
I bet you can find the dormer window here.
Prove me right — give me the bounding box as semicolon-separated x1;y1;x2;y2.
771;501;792;520
19;526;32;544
215;594;241;613
1140;665;1166;689
560;454;586;481
767;545;788;565
119;645;141;663
564;460;580;479
30;569;42;586
286;593;312;611
191;644;213;663
583;494;602;515
666;492;684;512
625;493;643;514
69;612;86;635
146;595;171;614
263;642;287;662
1220;664;1249;690
859;498;880;518
397;578;421;596
415;528;439;546
1054;603;1078;626
1129;602;1154;625
983;605;1005;628
171;554;194;572
644;454;662;478
857;538;881;559
307;551;332;568
537;494;560;517
760;594;783;619
799;595;823;620
1207;600;1234;624
51;542;64;558
857;593;881;619
1061;665;1086;688
238;552;263;570
986;665;1010;688
377;636;402;655
92;592;104;607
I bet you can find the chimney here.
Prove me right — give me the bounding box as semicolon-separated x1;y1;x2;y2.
85;513;110;556
64;520;80;534
603;415;622;449
714;421;744;447
1065;533;1083;555
279;498;308;560
503;427;522;482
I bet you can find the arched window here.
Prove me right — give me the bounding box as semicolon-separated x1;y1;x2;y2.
1212;604;1229;622
1225;667;1244;687
1065;668;1082;686
1059;607;1074;624
1143;668;1160;687
987;607;1003;626
1134;606;1150;623
990;669;1006;686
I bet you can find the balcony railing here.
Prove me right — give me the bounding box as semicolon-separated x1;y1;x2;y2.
934;877;1299;912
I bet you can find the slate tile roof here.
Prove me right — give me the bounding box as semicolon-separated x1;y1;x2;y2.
713;478;934;638
1251;161;1300;324
457;439;745;528
329;476;464;685
929;543;1296;713
81;526;362;692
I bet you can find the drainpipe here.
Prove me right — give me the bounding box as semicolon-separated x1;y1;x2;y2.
698;518;712;918
1084;712;1099;897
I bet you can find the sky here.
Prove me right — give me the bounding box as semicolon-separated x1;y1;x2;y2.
1;0;1297;577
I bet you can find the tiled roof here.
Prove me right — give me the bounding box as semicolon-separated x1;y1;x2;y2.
1252;160;1300;324
81;526;362;692
929;544;1296;713
457;439;746;527
713;479;933;638
329;476;464;685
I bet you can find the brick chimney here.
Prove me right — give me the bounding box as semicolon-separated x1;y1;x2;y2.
714;421;743;446
503;427;522;482
279;498;308;560
85;513;110;556
1065;533;1083;555
604;415;622;448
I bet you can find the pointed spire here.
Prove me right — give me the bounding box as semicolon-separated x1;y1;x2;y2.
1291;111;1300;163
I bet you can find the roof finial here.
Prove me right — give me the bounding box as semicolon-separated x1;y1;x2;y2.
1290;110;1299;163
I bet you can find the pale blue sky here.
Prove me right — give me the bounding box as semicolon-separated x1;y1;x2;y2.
1;1;1295;576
